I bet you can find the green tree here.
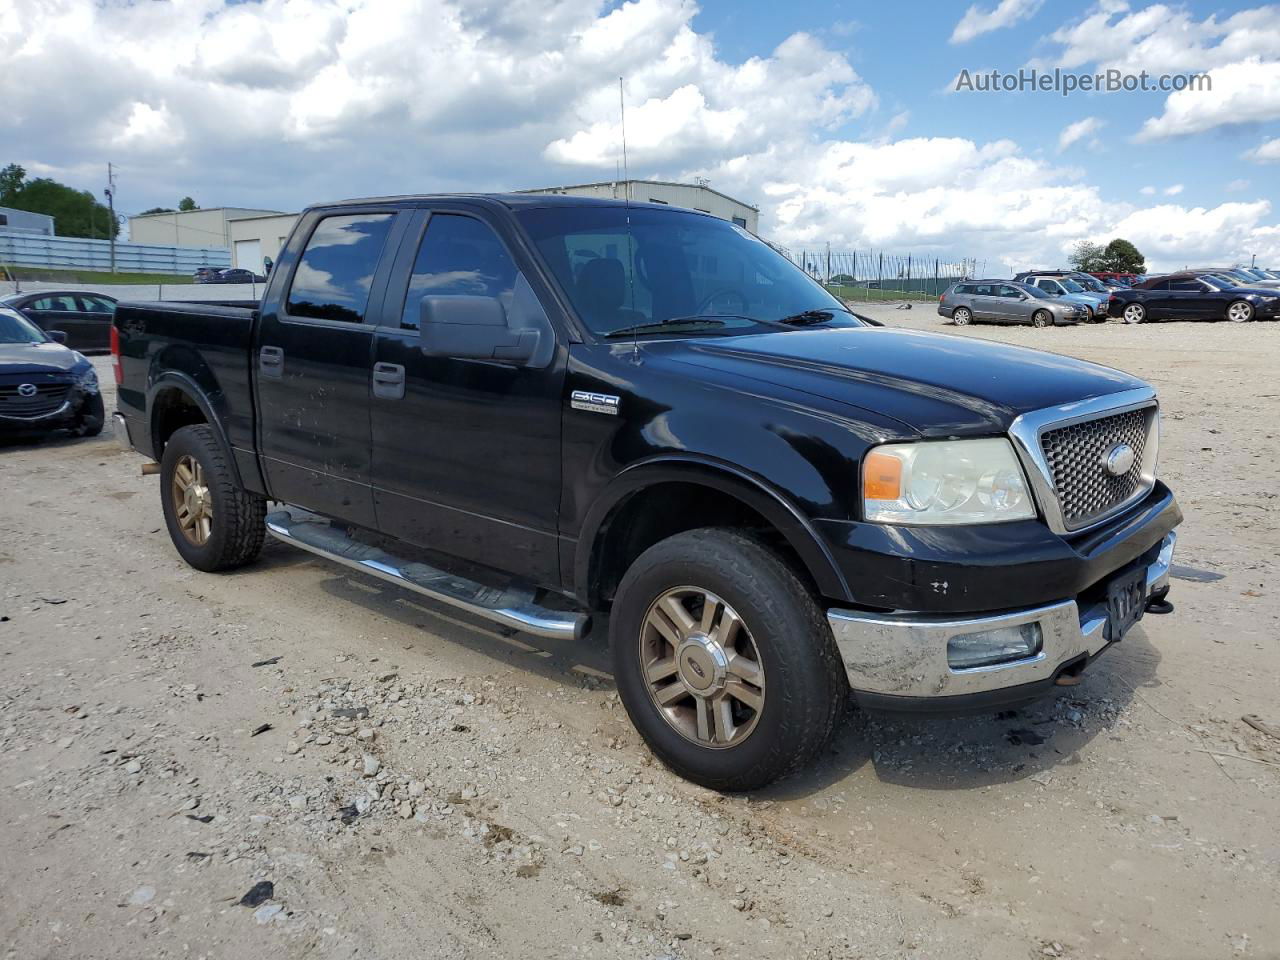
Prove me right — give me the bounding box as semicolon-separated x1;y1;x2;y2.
0;163;25;205
1068;240;1107;273
178;196;198;211
1102;238;1145;274
139;206;176;215
0;163;117;239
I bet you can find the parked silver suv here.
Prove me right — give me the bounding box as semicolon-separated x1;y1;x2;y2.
938;280;1088;328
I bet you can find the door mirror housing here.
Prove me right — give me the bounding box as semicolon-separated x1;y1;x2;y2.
47;329;68;344
419;295;541;365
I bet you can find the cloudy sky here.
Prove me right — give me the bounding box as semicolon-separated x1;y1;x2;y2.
2;0;1278;271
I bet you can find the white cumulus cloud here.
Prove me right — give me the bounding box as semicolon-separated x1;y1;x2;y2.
1057;116;1103;151
1244;137;1280;162
950;0;1043;44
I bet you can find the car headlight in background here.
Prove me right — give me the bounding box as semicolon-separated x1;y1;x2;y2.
863;438;1035;525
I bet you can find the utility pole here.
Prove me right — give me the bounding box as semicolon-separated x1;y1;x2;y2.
104;163;117;273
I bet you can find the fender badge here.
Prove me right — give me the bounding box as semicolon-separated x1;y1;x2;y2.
570;390;620;415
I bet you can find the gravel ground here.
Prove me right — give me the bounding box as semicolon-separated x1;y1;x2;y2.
1;307;1278;960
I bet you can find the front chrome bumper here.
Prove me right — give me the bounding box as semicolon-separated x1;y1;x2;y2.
828;532;1175;700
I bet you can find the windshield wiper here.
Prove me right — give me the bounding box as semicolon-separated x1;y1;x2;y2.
775;309;840;326
604;315;744;339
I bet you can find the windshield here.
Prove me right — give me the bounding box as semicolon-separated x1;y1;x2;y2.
1072;275;1106;292
1059;278;1086;293
0;308;49;344
1209;273;1239;286
1019;283;1051;299
516;206;856;337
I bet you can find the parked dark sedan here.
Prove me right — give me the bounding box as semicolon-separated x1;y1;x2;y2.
192;267;223;283
1107;272;1280;323
211;268;267;284
0;290;117;352
0;306;104;437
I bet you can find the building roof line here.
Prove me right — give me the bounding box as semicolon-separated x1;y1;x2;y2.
517;179;758;211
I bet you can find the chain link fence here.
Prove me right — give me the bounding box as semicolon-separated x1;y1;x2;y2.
767;242;986;302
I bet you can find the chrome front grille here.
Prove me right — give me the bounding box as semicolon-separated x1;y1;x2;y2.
1009;388;1160;536
0;382;71;419
1040;407;1154;529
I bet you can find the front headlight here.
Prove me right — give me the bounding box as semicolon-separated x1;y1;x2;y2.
862;438;1036;525
74;364;99;394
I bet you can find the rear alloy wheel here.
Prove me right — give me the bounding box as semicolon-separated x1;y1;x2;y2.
160;424;267;572
1032;309;1051;328
1227;300;1254;323
611;528;847;791
952;307;972;326
1122;303;1146;324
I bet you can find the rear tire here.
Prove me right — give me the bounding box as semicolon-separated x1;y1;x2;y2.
610;528;848;791
159;424;266;572
1227;300;1254;323
952;307;972;326
1032;309;1051;328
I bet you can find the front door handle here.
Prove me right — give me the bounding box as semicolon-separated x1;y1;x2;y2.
259;345;284;379
372;362;405;400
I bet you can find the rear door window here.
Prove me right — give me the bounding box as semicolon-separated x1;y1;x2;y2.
30;295;78;311
286;213;395;323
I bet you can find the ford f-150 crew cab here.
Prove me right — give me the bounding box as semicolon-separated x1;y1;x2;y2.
111;194;1181;790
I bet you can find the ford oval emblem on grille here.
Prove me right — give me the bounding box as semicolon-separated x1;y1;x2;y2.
17;383;37;398
1103;443;1136;477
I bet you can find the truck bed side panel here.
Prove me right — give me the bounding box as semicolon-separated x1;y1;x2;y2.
114;300;267;494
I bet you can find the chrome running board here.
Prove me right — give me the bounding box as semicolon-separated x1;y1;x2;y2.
265;509;588;642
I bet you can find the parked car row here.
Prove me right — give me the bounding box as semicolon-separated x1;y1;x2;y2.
940;265;1280;328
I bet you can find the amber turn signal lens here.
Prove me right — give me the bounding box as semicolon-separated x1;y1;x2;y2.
863;451;902;501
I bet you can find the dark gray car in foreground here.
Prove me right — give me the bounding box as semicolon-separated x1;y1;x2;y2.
938;280;1088;327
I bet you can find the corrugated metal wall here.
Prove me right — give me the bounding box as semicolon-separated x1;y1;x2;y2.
0;231;230;274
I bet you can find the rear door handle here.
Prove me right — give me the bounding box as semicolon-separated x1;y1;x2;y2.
259;345;284;379
372;362;405;400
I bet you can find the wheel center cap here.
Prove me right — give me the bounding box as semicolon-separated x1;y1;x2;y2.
185;485;208;517
676;634;728;693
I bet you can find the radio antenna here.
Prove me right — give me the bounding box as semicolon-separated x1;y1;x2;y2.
619;77;630;201
619;76;640;362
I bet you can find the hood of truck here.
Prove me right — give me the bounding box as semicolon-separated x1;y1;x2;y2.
663;325;1147;437
0;341;81;374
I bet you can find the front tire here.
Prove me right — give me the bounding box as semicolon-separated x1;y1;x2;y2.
1032;309;1051;328
1122;303;1146;324
1227;300;1254;323
160;424;266;572
952;307;972;326
610;528;847;791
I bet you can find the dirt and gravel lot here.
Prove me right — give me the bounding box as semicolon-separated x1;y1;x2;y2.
2;308;1278;960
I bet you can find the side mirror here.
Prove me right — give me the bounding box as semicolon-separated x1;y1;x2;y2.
1017;294;1028;300
419;295;540;364
47;330;68;344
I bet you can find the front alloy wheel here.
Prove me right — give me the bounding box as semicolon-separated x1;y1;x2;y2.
1122;303;1146;324
640;587;766;748
1227;300;1254;323
1032;309;1051;328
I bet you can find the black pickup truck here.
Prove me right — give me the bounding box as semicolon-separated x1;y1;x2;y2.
111;194;1181;790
